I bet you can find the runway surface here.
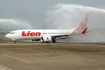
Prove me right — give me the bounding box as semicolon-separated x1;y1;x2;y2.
0;42;105;70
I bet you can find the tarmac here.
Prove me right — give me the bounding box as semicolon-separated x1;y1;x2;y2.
0;42;105;70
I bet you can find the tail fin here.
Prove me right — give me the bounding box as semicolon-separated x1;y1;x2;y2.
71;14;89;35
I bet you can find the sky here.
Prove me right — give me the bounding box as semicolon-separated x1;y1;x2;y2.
0;0;105;29
0;0;105;18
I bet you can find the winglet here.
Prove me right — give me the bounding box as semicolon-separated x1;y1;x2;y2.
71;14;89;35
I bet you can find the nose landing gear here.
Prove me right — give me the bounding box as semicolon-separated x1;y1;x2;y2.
14;41;17;43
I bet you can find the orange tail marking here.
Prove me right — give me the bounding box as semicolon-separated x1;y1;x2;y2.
72;14;89;35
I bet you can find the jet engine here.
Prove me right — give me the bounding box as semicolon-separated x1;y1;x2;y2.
42;36;52;42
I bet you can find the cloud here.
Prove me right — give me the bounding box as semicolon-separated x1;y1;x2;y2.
0;19;32;31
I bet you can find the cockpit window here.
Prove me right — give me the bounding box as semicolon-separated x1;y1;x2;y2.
9;32;15;34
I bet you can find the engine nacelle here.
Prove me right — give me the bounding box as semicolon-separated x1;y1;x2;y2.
42;36;52;42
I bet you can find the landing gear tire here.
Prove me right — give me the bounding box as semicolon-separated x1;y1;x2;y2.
46;42;49;43
14;41;17;43
52;39;56;43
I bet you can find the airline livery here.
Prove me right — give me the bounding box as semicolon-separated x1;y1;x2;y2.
5;14;89;43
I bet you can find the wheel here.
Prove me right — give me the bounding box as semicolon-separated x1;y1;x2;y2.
14;41;17;43
46;42;49;43
52;39;56;43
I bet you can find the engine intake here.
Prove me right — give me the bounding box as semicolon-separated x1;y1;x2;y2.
42;36;52;42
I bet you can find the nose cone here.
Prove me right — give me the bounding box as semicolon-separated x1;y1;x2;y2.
5;34;10;38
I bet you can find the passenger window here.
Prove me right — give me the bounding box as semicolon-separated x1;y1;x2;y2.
43;33;47;34
9;32;15;34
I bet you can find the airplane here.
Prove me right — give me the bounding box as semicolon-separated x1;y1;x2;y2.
5;14;89;43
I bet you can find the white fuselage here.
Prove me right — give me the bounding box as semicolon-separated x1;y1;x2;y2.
5;29;74;41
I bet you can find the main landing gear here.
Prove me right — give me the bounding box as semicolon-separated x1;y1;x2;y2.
52;39;56;43
46;42;50;43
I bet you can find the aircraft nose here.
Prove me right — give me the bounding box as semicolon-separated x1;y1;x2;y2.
5;34;10;38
